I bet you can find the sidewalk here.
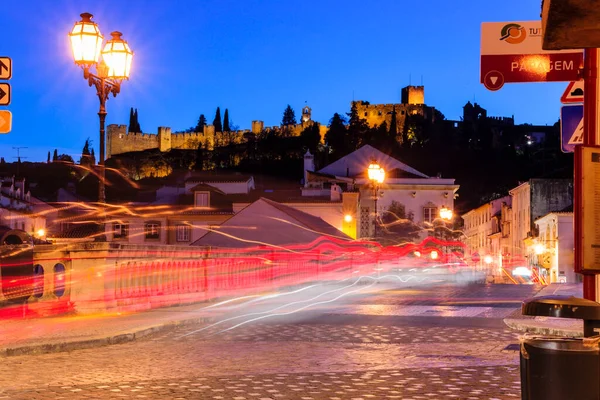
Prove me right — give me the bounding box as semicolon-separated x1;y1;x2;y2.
503;283;585;337
0;301;219;357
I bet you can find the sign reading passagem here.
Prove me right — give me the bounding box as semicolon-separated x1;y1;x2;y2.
480;21;583;91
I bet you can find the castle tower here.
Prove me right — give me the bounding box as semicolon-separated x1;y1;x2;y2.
401;85;425;105
303;150;315;187
301;105;312;123
251;120;264;134
158;126;172;152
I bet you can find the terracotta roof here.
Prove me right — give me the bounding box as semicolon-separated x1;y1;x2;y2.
50;223;103;239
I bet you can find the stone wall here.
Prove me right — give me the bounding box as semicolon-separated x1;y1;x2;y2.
108;119;322;157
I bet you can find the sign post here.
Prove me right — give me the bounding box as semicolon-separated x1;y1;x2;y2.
480;21;583;91
575;48;600;300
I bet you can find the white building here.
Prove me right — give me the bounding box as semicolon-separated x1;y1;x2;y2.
304;145;459;239
462;195;511;270
534;211;577;283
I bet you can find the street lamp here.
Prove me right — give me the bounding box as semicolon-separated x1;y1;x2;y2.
69;13;134;204
367;161;385;238
439;206;453;221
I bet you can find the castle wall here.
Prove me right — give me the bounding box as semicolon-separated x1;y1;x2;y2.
107;124;160;158
354;102;428;135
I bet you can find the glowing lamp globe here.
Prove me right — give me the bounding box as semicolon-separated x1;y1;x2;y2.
484;255;493;265
534;243;546;255
440;207;453;221
69;13;103;67
102;31;134;79
367;161;385;184
344;214;353;223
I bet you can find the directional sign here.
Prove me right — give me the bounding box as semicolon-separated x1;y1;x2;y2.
0;83;10;106
561;104;583;153
480;21;583;91
0;57;11;80
561;81;584;104
0;110;11;134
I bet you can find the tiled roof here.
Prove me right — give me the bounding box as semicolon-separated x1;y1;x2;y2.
50;223;103;239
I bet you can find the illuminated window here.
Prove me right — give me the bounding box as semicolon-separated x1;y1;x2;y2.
113;223;128;239
176;224;191;242
145;221;161;240
423;207;438;224
195;191;210;208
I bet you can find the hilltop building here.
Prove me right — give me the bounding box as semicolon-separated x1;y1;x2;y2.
352;85;438;141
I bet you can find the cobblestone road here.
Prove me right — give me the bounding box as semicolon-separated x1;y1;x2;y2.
0;283;540;399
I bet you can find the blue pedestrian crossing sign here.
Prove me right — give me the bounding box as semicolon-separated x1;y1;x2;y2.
561;105;583;153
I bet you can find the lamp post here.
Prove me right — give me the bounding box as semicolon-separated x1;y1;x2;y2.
367;161;385;238
69;13;134;204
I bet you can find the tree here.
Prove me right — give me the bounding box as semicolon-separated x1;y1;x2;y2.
57;154;74;163
346;102;369;151
194;141;205;171
281;105;297;126
194;114;207;133
213;107;223;133
134;108;142;132
389;106;398;137
47;151;51;163
53;149;58;162
80;138;92;166
325;113;347;159
90;148;96;165
128;107;135;132
223;109;230;132
300;123;321;154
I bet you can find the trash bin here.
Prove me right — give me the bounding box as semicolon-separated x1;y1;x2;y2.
520;295;600;400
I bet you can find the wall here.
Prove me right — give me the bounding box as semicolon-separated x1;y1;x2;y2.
107;124;159;158
530;179;573;227
108;118;322;158
557;214;576;283
510;182;531;258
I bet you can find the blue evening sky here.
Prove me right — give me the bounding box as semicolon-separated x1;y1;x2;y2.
1;0;566;162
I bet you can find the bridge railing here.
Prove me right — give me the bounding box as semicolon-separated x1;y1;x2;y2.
2;239;376;316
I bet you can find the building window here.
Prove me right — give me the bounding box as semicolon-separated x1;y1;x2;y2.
195;191;210;208
145;221;161;240
364;112;368;117
113;223;128;239
176;224;191;242
423;207;438;224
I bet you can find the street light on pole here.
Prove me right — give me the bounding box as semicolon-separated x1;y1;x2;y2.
68;13;134;204
367;160;385;238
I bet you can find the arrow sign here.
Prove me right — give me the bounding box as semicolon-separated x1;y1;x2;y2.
0;110;11;134
561;81;584;104
0;83;10;106
0;57;11;80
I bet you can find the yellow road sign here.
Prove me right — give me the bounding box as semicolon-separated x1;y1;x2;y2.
0;110;12;133
0;83;10;106
0;57;11;80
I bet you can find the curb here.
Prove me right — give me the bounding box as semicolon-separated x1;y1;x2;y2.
0;316;215;358
503;317;583;337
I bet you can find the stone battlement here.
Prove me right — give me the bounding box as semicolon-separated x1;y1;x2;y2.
107;119;326;158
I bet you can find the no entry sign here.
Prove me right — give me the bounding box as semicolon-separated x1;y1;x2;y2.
480;21;583;91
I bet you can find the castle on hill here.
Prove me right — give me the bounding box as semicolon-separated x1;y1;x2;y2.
106;85;518;159
107;105;327;158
